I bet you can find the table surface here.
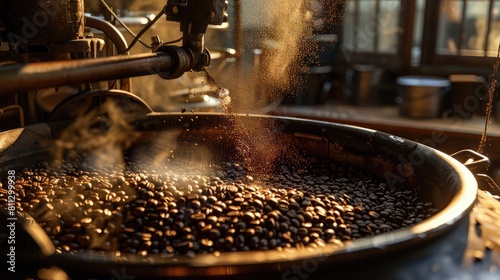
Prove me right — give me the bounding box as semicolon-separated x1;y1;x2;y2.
275;104;500;136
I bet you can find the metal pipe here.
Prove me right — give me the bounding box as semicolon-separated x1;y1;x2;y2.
85;15;131;91
0;52;182;95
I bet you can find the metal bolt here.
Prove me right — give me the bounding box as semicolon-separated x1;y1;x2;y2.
172;6;179;14
151;36;163;48
208;11;215;20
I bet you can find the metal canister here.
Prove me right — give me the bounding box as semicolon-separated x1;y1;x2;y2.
397;76;451;118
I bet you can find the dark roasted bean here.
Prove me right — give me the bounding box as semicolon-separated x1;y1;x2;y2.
266;198;279;209
224;236;234;249
243;211;255;222
208;229;221;240
3;156;437;257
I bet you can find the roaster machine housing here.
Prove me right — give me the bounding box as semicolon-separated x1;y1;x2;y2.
0;0;228;112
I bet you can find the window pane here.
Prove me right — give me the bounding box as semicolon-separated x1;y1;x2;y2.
437;0;462;55
377;0;400;53
412;0;426;66
343;0;356;50
342;0;401;54
487;0;500;56
461;0;489;56
356;0;377;52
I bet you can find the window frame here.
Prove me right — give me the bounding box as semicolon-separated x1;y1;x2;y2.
339;0;498;75
419;0;497;73
339;0;415;72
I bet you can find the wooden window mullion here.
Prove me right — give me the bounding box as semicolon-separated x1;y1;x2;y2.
484;0;494;56
374;0;381;52
457;0;467;53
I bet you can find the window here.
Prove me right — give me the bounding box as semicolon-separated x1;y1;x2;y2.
435;0;500;57
341;0;499;73
343;0;401;54
420;0;500;70
341;0;413;71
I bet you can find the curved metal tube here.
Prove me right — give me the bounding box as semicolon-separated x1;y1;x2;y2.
85;15;131;91
85;16;129;55
0;52;185;95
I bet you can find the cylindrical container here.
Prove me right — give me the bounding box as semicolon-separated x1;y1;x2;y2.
443;74;486;120
0;113;479;279
397;76;450;118
346;64;383;106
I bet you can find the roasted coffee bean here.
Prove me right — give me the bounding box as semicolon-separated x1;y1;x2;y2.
252;199;264;210
206;215;218;225
266;198;279;209
235;221;247;232
243;211;255;222
1;156;437;257
208;229;221;240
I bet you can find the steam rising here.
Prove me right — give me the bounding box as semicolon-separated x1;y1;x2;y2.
131;129;217;178
200;1;326;174
53;100;139;169
261;1;312;93
128;129;181;170
217;1;345;114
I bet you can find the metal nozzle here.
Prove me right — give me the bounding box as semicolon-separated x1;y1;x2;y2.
165;0;228;70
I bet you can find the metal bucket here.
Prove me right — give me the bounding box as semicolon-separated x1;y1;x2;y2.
397;76;451;118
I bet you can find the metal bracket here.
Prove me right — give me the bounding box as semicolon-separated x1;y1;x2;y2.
450;149;491;173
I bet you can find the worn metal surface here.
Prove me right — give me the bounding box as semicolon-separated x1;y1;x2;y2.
0;52;182;94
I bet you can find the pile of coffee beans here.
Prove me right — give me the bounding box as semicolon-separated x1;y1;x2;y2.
0;157;437;257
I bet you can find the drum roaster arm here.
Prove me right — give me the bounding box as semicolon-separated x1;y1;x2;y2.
0;49;193;95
